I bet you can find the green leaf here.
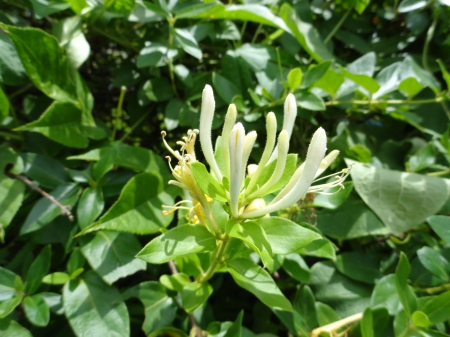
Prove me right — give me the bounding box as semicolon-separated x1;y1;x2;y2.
0;24;88;110
25;245;51;295
0;33;27;86
0;173;25;233
0;266;22;301
42;272;70;285
20;183;81;235
313;68;344;96
361;307;374;337
226;220;273;268
224;311;244;337
20;152;68;189
181;282;213;313
417;247;450;280
173;28;202;60
282;253;310;283
0;297;22;318
370;274;402;315
63;271;129;337
298;238;336;260
300;61;332;89
227;258;292;312
409;143;436;172
287;68;302;91
0;87;9;122
190;162;227;202
175;2;217;18
294;90;325;111
16;102;90;148
212;72;240;104
428;215;450;244
398;0;428;12
395;252;417;316
137;224;217;264
81;231;146;284
334;252;382;285
0;318;32;337
340;67;380;94
159;273;190;292
315;302;339;326
80;173;173;235
421;291;450;324
398;77;424;97
143;78;174;102
311;181;353;209
437;60;450;91
23;294;50;327
28;0;70;18
122;281;176;334
77;187;104;230
105;0;135;14
279;3;333;62
293;285;317;332
411;311;431;328
256;217;322;255
349;161;450;235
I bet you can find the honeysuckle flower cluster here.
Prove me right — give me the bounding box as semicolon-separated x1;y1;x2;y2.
161;85;350;231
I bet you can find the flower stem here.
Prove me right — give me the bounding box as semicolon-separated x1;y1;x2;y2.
198;237;229;283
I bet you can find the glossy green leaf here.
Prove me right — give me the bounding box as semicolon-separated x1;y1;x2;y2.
295;90;325;111
181;282;213;313
0;33;27;85
409;143;436;172
25;245;51;295
122;281;176;334
293;285;317;331
298;238;336;260
212;72;240;103
190;162;227;202
398;0;428;12
23;294;50;327
287;68;302;91
300;61;332;89
80;173;173;235
173;28;202;60
361;307;374;337
279;3;333;62
42;272;70;285
428;215;450;244
227;258;292;312
313;68;344;96
395;252;417;316
137;224;217;264
349;161;450;235
0;266;22;301
143;78;174;102
282;253;310;283
315;302;339;326
256;217;322;255
0;318;32;337
370;274;402;315
0;87;9;121
20;183;81;235
16;102;90;148
417;247;450;280
411;311;431;328
77;187;104;230
0;175;24;233
340;67;380;94
0;296;22;318
398;77;424;97
334;252;382;284
63;271;129;337
159;273;190;292
20;152;68;189
421;291;450;324
81;231;146;284
226;220;273;268
175;2;216;18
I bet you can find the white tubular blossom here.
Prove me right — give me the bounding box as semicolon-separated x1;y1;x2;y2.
248;130;289;199
199;85;222;181
241;127;327;219
268;93;297;163
246;112;277;194
315;150;339;178
221;104;237;179
229;123;246;218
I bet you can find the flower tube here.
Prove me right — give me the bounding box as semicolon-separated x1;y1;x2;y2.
229;123;246;218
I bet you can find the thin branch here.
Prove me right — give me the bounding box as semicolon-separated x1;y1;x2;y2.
311;313;363;337
168;260;178;274
11;174;74;221
189;315;203;337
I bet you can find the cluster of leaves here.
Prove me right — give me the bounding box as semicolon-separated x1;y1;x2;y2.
1;0;450;336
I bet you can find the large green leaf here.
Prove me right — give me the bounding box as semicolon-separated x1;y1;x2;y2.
23;294;50;327
20;183;81;235
0;33;27;85
417;247;450;280
349;162;450;235
137;224;217;264
256;217;321;255
227;258;292;312
80;231;146;284
63;271;129;337
421;291;450;324
279;3;333;62
190;162;227;202
20;153;68;189
370;274;402;315
80;173;173;235
334;252;382;285
0;318;32;337
77;187;104;230
226;220;273;268
122;281;177;334
428;216;450;244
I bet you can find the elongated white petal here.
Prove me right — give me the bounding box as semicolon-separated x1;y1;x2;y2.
248;130;289;199
229;123;245;218
242;127;327;218
268;94;297;163
315;150;339;178
245;112;277;194
199;85;222;180
241;131;257;193
221;104;237;179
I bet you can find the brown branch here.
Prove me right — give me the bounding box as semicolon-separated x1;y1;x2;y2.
11;174;74;221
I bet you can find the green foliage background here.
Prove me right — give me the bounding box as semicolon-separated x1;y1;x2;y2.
1;0;450;336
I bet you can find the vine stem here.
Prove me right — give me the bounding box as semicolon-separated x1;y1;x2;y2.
323;8;352;45
111;86;127;141
415;283;450;294
422;10;438;75
311;313;362;337
10;174;74;221
197;237;229;283
325;96;445;106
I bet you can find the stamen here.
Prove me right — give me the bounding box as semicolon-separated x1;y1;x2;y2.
161;131;183;160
